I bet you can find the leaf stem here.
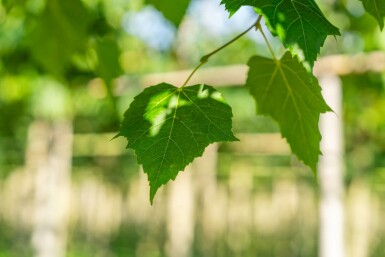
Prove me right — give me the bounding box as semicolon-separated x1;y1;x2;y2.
181;62;205;88
181;16;262;87
257;23;277;60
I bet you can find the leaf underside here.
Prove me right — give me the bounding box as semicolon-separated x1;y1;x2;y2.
118;83;238;203
246;52;331;172
221;0;340;69
361;0;385;30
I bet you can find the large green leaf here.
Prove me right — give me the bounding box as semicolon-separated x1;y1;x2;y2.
25;0;92;75
246;52;331;171
361;0;385;30
146;0;190;27
118;83;238;203
221;0;340;69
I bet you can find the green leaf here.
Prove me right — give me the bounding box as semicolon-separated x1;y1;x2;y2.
220;0;340;69
25;0;93;75
361;0;385;30
118;83;238;203
246;52;331;172
146;0;190;27
220;0;256;16
95;37;123;84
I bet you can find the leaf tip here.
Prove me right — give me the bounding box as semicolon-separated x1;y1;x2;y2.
150;196;154;205
310;163;318;176
149;183;160;205
379;22;384;31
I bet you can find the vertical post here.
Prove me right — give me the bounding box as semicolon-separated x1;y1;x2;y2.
26;121;73;257
318;76;345;257
165;144;218;257
166;167;195;257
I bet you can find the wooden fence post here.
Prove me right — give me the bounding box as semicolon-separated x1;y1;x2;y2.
318;76;345;257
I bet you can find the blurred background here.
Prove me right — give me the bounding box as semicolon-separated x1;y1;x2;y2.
0;0;385;256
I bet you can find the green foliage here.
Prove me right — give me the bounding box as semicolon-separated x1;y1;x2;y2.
222;0;340;68
117;83;238;202
145;0;190;27
220;0;256;16
115;0;385;201
246;52;331;171
25;0;93;75
360;0;385;30
94;37;123;85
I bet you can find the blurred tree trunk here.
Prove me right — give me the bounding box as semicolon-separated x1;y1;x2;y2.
25;120;72;257
318;76;345;257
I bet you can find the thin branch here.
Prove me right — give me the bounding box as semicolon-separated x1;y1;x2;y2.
181;16;262;87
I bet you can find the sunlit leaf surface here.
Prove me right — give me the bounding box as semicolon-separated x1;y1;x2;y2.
118;83;238;203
